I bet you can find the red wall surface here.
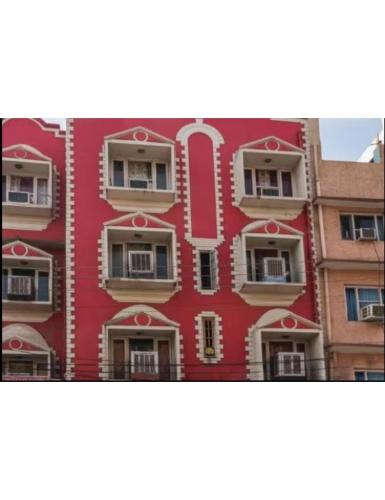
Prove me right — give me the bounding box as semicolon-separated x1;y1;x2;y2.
69;118;317;380
2;119;66;373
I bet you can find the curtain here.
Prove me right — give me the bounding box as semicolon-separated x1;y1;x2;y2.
345;288;358;321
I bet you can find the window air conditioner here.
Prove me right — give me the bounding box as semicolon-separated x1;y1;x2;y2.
273;352;305;378
360;304;384;322
263;257;286;282
357;228;377;240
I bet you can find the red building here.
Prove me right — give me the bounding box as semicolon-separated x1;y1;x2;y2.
2;118;326;381
2;119;66;380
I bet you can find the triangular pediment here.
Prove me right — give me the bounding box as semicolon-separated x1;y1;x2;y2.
2;324;51;352
240;135;304;153
104;211;175;230
2;240;52;259
242;218;303;236
256;309;320;330
105;126;174;144
106;305;179;328
2;144;52;162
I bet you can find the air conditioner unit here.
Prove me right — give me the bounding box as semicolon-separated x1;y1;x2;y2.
360;304;384;322
263;257;286;283
273;352;305;378
129;179;151;189
8;191;32;203
128;251;154;274
256;186;280;198
357;227;377;240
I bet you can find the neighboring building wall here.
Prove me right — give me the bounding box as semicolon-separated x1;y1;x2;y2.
67;118;323;381
310;119;384;381
2;119;66;378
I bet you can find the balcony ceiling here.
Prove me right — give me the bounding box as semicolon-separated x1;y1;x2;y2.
108;227;172;244
108;141;171;161
2;158;50;177
245;233;299;249
242;150;302;169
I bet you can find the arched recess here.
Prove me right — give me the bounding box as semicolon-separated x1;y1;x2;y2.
176;120;224;247
2;323;52;380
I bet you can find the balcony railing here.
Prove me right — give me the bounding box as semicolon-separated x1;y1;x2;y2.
131;351;159;375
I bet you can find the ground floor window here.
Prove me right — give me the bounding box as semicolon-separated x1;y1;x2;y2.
2;355;49;379
354;371;384;381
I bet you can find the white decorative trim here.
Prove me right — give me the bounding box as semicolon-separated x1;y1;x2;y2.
65;119;75;380
104;125;175;144
2;143;53;161
104;210;175;229
193;247;220;295
2;240;53;258
194;312;224;364
176;121;224;248
239;135;304;152
302;120;323;327
241;218;304;236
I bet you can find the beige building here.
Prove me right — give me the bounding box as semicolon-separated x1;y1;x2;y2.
309;120;384;380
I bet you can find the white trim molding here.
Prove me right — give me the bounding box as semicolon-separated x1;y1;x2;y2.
176;120;224;248
194;311;224;364
65;118;75;380
2;118;65;138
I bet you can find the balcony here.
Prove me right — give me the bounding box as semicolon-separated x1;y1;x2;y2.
103;225;177;303
2;155;54;230
103;138;176;213
233;145;307;219
234;222;306;306
107;329;179;381
2;254;53;322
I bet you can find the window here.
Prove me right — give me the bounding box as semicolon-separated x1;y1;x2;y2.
340;214;384;241
111;244;124;277
2;175;6;202
355;371;384;381
36;178;48;205
199;250;217;290
203;318;216;357
9;360;34;376
155;245;168;279
2;269;8;299
3;174;50;206
243;168;293;197
155;163;167;190
9;176;34;203
345;287;384;321
37;272;49;301
111;159;170;190
113;161;124;187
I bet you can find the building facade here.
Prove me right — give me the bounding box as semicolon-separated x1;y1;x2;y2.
5;117;380;381
309;120;384;381
62;118;324;381
2;118;66;380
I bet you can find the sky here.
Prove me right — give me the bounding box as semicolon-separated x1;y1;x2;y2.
45;118;383;161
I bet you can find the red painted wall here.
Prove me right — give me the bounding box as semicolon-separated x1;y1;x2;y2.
69;118;317;380
2;119;66;374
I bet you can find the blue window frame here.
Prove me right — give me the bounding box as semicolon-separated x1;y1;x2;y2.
345;287;384;321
